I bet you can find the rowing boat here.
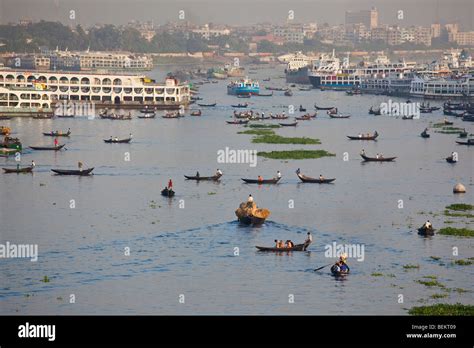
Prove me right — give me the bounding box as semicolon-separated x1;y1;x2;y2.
329;114;350;119
347;133;378;140
43;131;71;137
295;115;311;120
296;172;335;184
184;173;222;181
137;114;156;119
360;154;396;162
331;264;350;276
314;104;335;110
456;140;474;145
402;115;415;120
227;120;249;125
3;166;33;173
418;226;435;236
446;156;457;163
161;188;175;197
256;242;311;252
197;102;216;107
104;137;132;143
241;177;281;184
257;92;273;97
51;167;94;176
190;110;202;116
271;115;289;119
279;122;298;127
29;144;65;151
231;103;248;108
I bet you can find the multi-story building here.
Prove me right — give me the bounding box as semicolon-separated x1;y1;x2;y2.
273;25;306;44
449;31;474;46
371;26;388;42
345;7;378;29
431;23;441;38
191;24;230;40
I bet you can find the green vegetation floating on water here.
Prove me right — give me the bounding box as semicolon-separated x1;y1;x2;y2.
257;150;335;160
408;303;474;316
207;192;216;195
435;127;466;134
415;279;445;287
253;134;321;145
238;129;275;135
438;227;474;237
453;259;473;266
430;256;441;261
371;272;383;277
430;293;448;299
423;275;437;279
41;276;50;283
444;211;474;218
247;124;281;129
445;204;473;211
403;264;420;269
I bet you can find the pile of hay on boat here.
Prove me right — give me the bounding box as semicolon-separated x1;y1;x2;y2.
235;201;270;225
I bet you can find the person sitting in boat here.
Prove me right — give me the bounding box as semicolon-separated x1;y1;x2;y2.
360;149;366;156
285;240;294;248
216;169;223;176
114;137;119;141
274;239;280;248
247;194;254;203
334;253;349;273
31;160;35;168
358;133;362;138
257;175;263;182
305;232;313;244
375;153;379;159
423;220;432;230
374;131;378;137
278;240;284;248
276;171;282;179
196;171;200;178
379;153;384;159
261;112;265;119
319;174;324;181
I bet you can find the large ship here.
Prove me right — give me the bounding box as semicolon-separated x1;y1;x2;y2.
284;52;311;84
0;69;190;114
227;78;260;95
308;52;408;90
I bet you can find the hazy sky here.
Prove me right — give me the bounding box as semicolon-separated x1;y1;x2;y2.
0;0;473;29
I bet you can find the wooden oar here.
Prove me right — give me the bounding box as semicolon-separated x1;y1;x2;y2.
314;263;332;272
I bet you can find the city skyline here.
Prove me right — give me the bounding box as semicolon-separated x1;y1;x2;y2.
1;0;473;29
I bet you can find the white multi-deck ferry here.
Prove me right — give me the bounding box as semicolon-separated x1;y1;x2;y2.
0;69;190;114
308;52;409;90
284;52;311;84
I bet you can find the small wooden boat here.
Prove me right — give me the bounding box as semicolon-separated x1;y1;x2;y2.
284;90;293;96
368;107;381;115
421;131;430;138
347;133;378;140
402;115;415;120
184;173;222;181
257;92;273;97
456;140;474;146
295;116;312;121
238;215;266;225
444;109;465;117
33;114;53;119
227;120;249;125
329;114;350;119
296;172;335;184
360;154;396;162
298;87;312;91
331;264;350;276
231;103;248;108
0;116;12;120
279;122;298;127
104;137;132;143
190;110;202;116
241;177;281;184
443;120;454;125
237;94;251;99
3;166;34;173
459;130;468;138
315;104;335;110
271;115;289;120
161;188;175;197
197;102;216;107
462;115;474;122
51;167;94;176
43;131;71;137
418;226;435;236
446;156;457;163
100;114;132;120
140;107;156;114
256;242;311;252
262;78;271;82
56;114;75;118
29;144;65;151
138;113;156;119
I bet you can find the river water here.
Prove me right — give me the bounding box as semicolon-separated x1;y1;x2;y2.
0;65;473;315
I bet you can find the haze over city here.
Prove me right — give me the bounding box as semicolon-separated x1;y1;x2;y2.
0;0;473;29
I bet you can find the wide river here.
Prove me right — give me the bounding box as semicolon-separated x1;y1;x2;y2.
1;65;473;315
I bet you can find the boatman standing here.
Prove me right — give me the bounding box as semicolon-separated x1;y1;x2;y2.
168;179;173;190
31;160;35;168
216;168;223;176
247;194;254;203
78;161;83;172
276;171;282;179
305;232;313;244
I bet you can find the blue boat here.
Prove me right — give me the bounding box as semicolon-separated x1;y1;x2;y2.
227;78;260;96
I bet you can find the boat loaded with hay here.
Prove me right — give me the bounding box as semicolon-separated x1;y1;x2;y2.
235;200;270;226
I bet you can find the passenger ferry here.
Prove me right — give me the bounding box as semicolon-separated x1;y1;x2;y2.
227;78;260;95
284;52;311;84
308;52;409;90
0;69;190;114
410;75;474;99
